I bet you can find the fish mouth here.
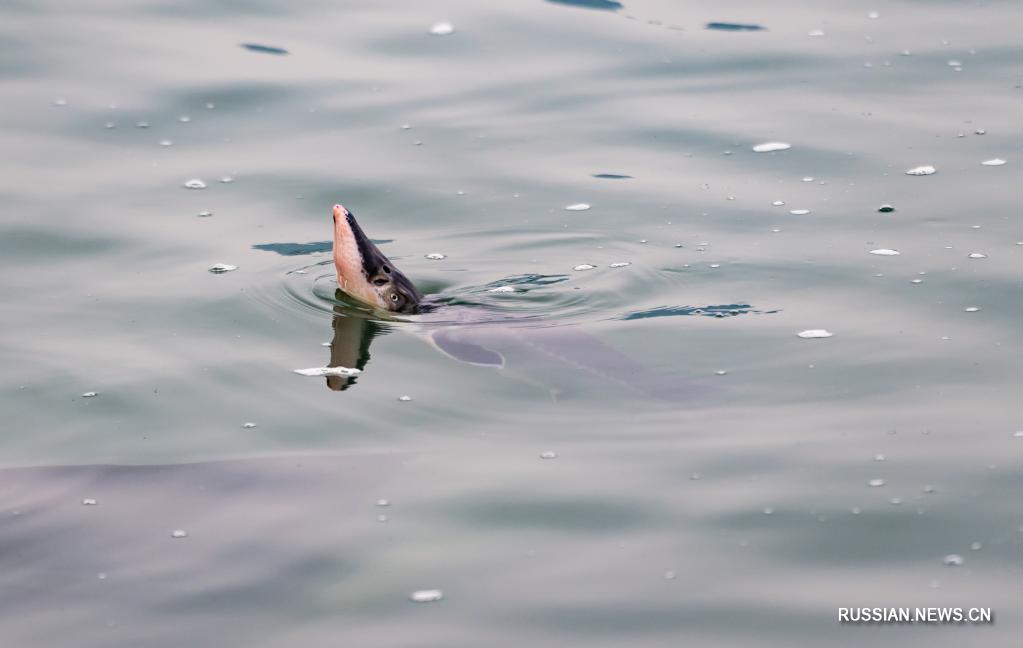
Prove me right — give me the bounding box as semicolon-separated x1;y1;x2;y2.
332;204;381;308
333;204;370;262
332;203;389;282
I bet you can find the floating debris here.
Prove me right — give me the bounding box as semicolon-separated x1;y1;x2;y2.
82;498;98;506
975;128;986;135
868;478;886;487
241;43;290;55
197;211;213;217
797;329;833;339
573;264;596;271
540;450;558;459
242;422;256;429
752;142;791;153
609;262;631;268
293;366;361;377
967;252;988;259
878;204;895;213
429;22;454;35
869;249;900;256
220;176;234;184
425;253;446;260
772;200;785;206
410;589;444;602
81;391;99;398
981;158;1007;166
397;395;413;402
905;165;936;176
183;179;207;189
171;529;188;539
564;203;591;211
943;554;964;566
208;263;238;273
789;208;811;215
964;306;981;313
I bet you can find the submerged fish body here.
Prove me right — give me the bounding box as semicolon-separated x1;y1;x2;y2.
327;203;709;402
325;290;706;402
424;322;706;402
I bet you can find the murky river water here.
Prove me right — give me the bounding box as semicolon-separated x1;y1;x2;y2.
3;0;1023;645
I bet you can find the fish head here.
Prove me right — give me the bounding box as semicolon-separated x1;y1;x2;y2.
332;204;422;314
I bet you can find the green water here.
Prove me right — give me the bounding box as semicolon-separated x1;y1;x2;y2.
2;0;1022;645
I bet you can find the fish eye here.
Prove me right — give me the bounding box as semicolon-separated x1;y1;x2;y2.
390;293;399;302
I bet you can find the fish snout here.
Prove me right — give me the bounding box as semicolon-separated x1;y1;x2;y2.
332;204;350;223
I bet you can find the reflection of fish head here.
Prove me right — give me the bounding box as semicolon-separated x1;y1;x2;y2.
326;291;388;391
332;204;422;314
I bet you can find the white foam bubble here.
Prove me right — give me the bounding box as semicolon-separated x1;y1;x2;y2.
752;142;792;153
292;366;361;377
410;589;444;602
797;329;833;339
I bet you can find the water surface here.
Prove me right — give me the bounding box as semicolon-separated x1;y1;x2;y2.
2;0;1023;645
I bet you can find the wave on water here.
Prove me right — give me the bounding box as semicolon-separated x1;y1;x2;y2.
619;304;779;320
